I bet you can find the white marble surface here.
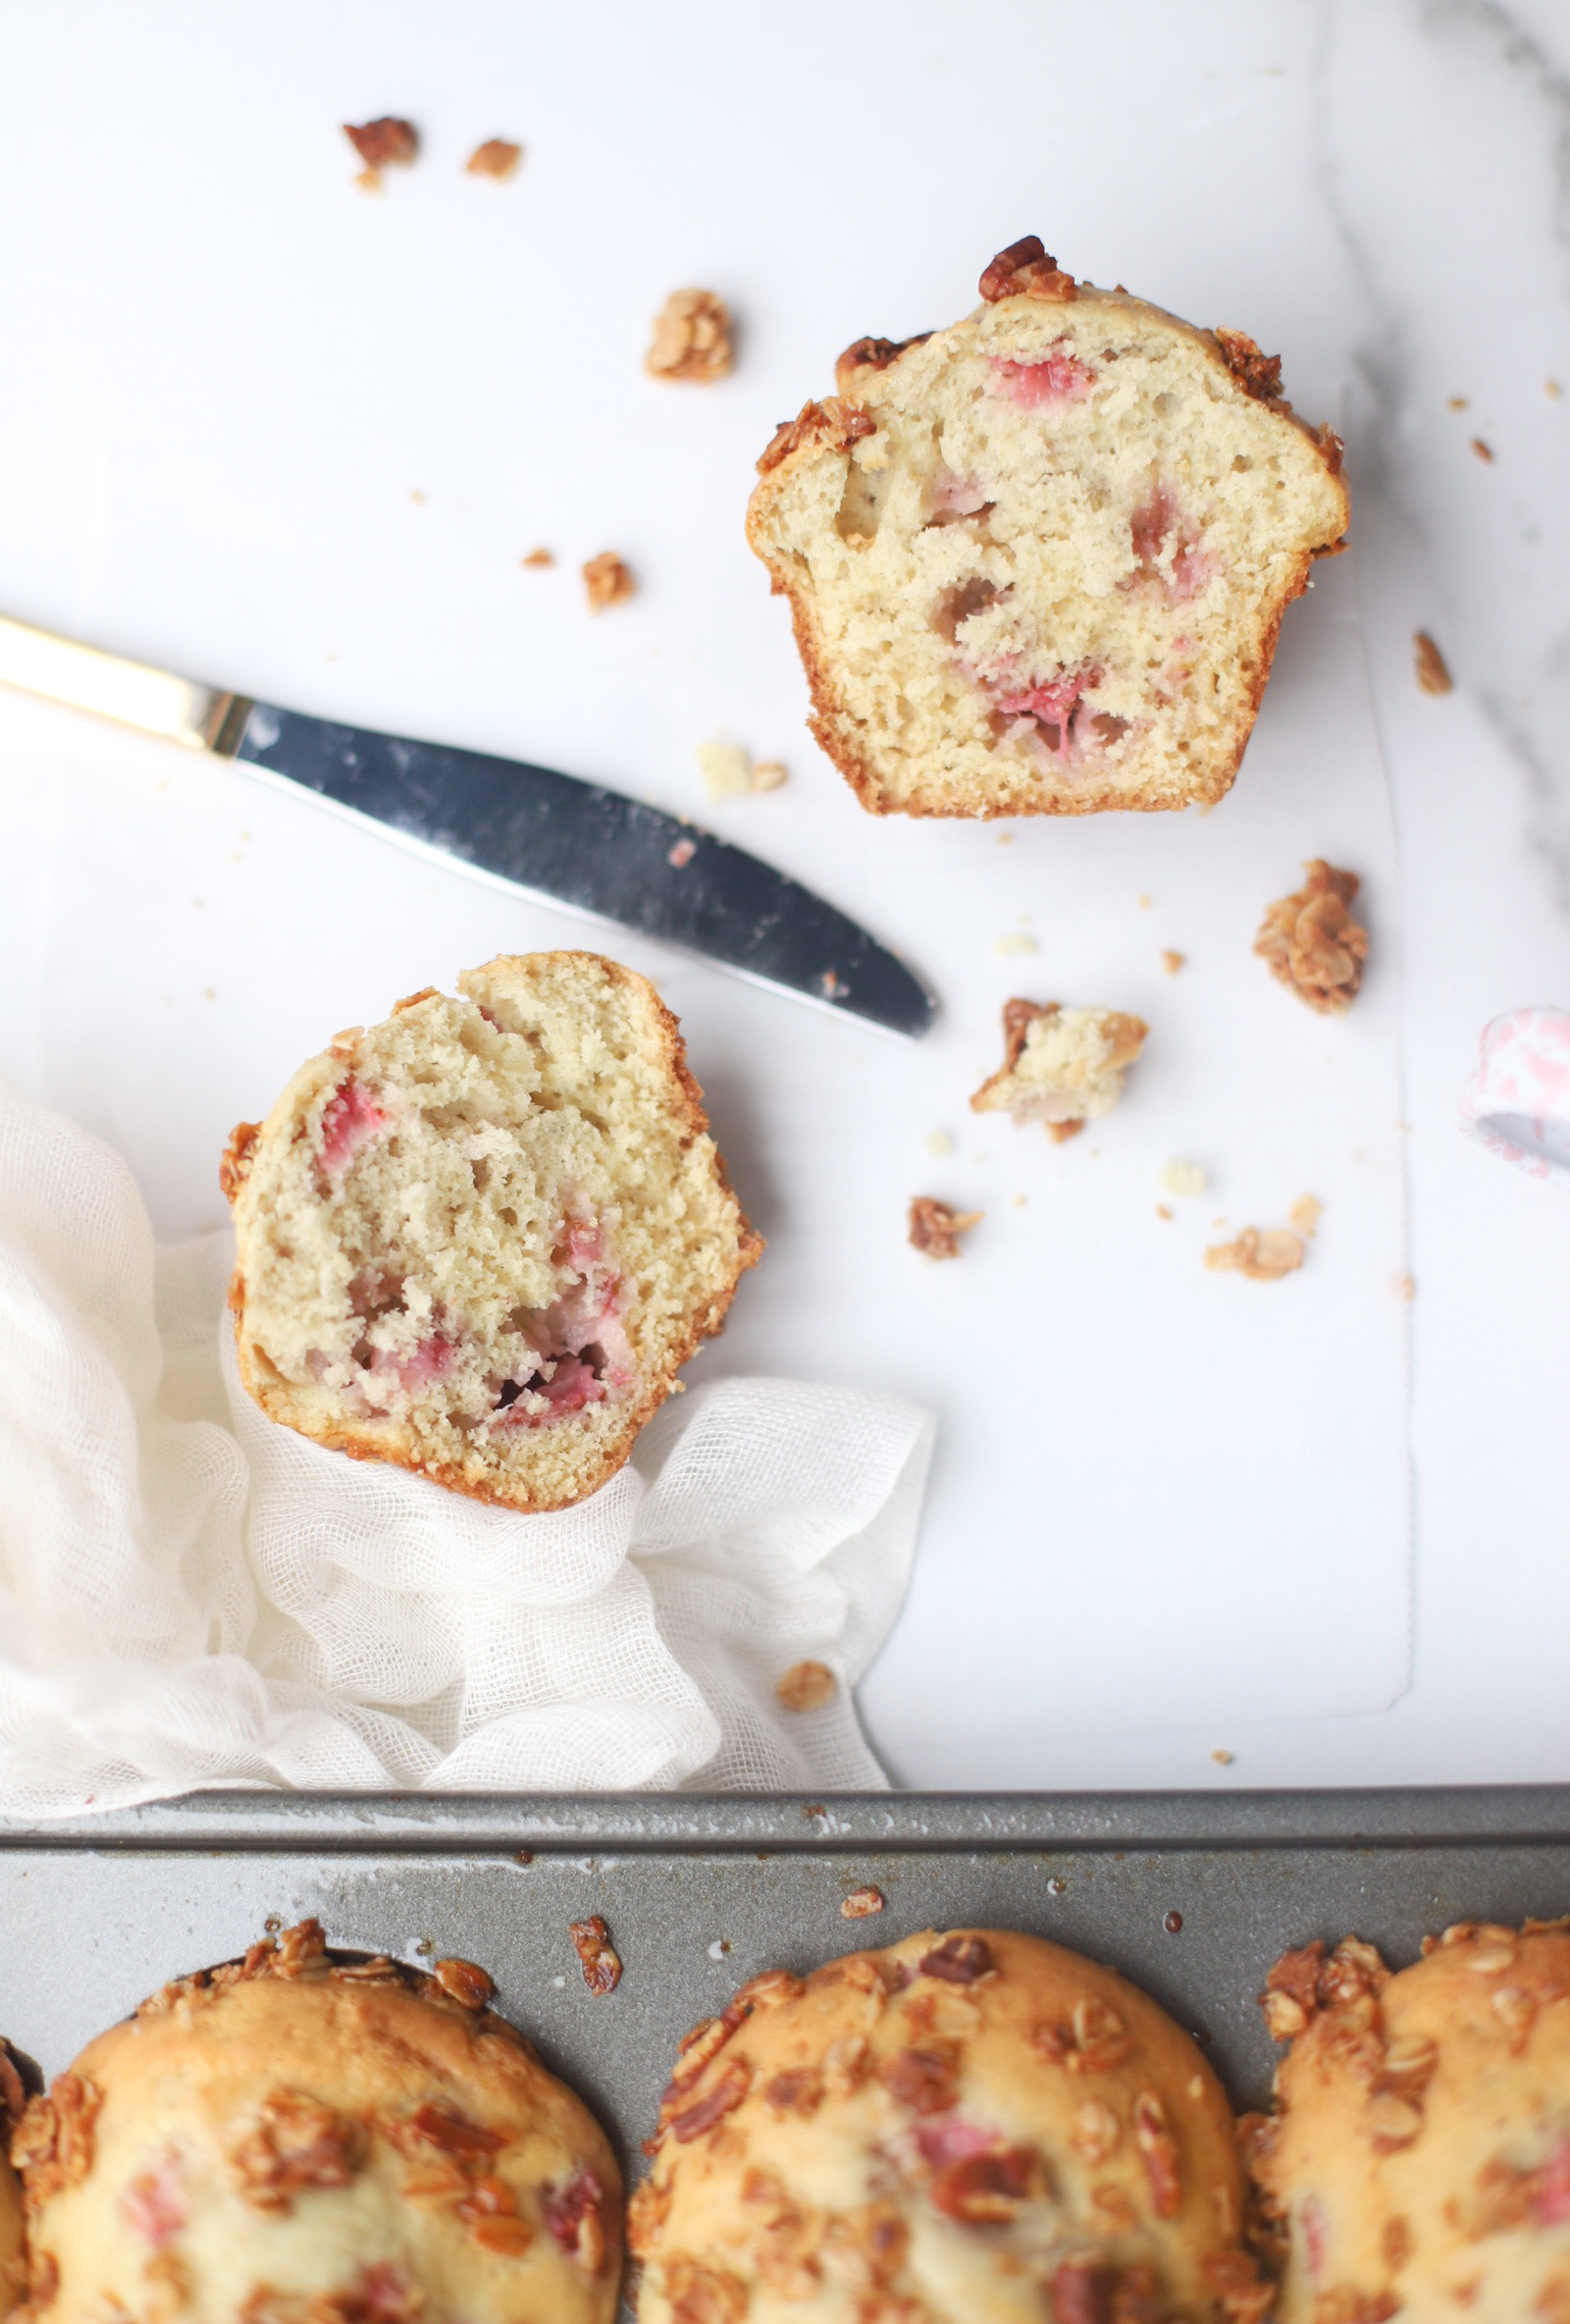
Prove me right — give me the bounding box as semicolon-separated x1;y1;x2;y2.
1;0;1569;1791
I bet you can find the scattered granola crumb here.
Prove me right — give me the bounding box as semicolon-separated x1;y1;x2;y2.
909;1195;983;1260
1161;949;1185;976
1470;437;1493;463
841;1886;886;1920
409;489;427;505
695;739;785;799
1254;860;1369;1015
971;998;1148;1141
646;289;733;382
465;137;522;180
1212;1749;1234;1766
776;1661;837;1713
344;117;418;189
1393;1271;1416;1301
1414;631;1453;695
667;837;697;869
922;1129;955;1158
1288;1193;1323;1237
582;552;635;611
1447;396;1469;411
1160;1159;1208;1199
1205;1227;1306;1282
1548;379;1563;400
1013;1192;1027;1207
993;930;1038;956
997;831;1015;845
521;547;553;569
568;1917;622;1996
1155;1203;1174;1221
1138;893;1153;910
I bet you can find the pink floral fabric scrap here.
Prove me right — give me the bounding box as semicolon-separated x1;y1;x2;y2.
1459;1008;1570;1186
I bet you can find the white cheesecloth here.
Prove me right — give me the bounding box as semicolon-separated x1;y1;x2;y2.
0;1083;934;1815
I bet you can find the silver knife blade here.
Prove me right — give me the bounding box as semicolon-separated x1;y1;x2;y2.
0;611;934;1036
234;705;932;1037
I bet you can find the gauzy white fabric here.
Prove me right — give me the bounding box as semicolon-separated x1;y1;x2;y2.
0;1083;934;1815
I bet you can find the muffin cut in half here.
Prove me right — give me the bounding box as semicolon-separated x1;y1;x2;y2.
9;1917;620;2322
747;236;1349;818
1248;1919;1570;2324
632;1926;1271;2323
223;952;761;1512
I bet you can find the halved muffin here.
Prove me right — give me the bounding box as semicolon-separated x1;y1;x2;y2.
222;952;760;1511
747;237;1348;818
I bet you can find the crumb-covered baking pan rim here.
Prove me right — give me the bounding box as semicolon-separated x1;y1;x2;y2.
3;1784;1568;1852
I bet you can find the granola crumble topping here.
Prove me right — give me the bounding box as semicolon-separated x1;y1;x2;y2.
1413;630;1453;694
465;137;522;180
1254;860;1369;1015
757;398;875;475
1204;1228;1306;1283
907;1196;982;1260
647;289;733;383
569;1917;623;1996
775;1660;837;1713
582;552;636;611
978;236;1077;303
230;2089;363;2211
1213;328;1284;402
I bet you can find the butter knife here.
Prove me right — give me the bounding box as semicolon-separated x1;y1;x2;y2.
0;611;933;1038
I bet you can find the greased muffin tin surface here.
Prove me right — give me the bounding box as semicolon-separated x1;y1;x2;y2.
3;1788;1568;2316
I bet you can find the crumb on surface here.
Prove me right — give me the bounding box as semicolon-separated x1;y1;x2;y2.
1288;1193;1323;1237
1212;1748;1234;1766
1155;1203;1174;1221
1548;379;1563;399
667;836;697;869
922;1129;954;1158
1470;437;1494;463
344;117;418;185
1447;396;1469;411
909;1195;983;1260
1393;1271;1416;1301
993;930;1038;956
409;489;427;504
776;1660;837;1713
695;739;785;800
1205;1227;1305;1282
465;136;522;179
1254;860;1368;1015
841;1885;885;1920
1013;1192;1027;1207
971;997;1147;1140
997;831;1015;846
582;552;635;611
1414;631;1453;695
1161;948;1185;975
521;547;553;568
1159;1158;1208;1199
646;288;733;382
568;1915;621;1995
1138;894;1153;910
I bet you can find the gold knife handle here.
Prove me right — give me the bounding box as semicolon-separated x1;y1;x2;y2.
0;611;251;755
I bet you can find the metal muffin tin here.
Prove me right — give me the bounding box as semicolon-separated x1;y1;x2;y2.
3;1786;1568;2312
